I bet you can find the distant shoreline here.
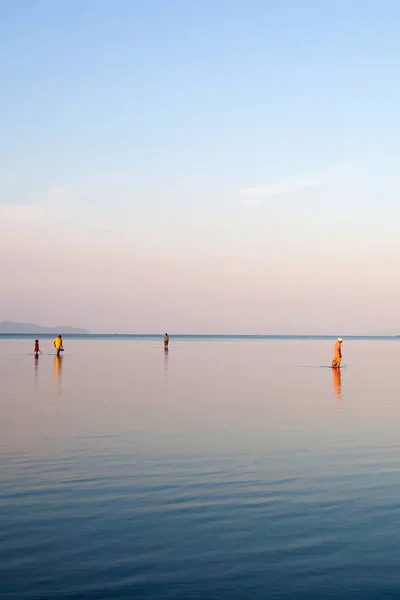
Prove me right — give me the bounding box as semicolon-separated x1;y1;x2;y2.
0;322;89;335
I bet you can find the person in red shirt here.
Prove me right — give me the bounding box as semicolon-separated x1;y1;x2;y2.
34;339;42;356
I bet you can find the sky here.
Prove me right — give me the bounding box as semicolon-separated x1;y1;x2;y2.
1;0;400;334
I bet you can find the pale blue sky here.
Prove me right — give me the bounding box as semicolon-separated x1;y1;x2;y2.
1;0;400;333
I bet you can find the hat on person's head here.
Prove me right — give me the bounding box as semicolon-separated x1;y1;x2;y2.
338;338;343;342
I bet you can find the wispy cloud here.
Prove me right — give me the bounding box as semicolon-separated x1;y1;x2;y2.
240;177;319;197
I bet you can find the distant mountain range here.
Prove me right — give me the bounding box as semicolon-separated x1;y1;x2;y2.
0;322;89;334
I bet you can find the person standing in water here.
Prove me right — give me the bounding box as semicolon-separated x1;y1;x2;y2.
331;338;343;368
53;335;63;357
164;333;169;350
34;339;42;356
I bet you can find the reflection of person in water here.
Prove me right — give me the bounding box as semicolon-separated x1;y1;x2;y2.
34;354;39;388
54;355;63;395
332;366;342;402
164;344;169;378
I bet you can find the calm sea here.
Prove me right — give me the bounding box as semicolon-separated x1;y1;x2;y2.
2;336;400;599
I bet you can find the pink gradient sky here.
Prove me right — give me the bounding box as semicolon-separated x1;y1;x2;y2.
1;184;399;334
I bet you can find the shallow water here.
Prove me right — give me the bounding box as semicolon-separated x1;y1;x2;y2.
2;338;400;599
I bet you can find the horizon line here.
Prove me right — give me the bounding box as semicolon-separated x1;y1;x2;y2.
1;332;399;338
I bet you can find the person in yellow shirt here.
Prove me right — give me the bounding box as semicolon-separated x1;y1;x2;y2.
53;335;63;357
331;338;343;368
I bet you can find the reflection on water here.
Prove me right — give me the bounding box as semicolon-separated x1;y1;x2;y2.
34;354;39;389
53;355;62;395
164;347;169;378
332;366;342;403
3;338;400;599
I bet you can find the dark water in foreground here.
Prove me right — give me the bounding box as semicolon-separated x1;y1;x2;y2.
2;338;400;599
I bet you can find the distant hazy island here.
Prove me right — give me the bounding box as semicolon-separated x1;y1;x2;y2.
0;322;89;334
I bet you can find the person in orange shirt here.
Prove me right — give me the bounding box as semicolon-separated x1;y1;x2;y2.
331;338;343;368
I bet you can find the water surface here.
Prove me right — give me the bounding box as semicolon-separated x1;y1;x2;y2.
2;338;400;599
